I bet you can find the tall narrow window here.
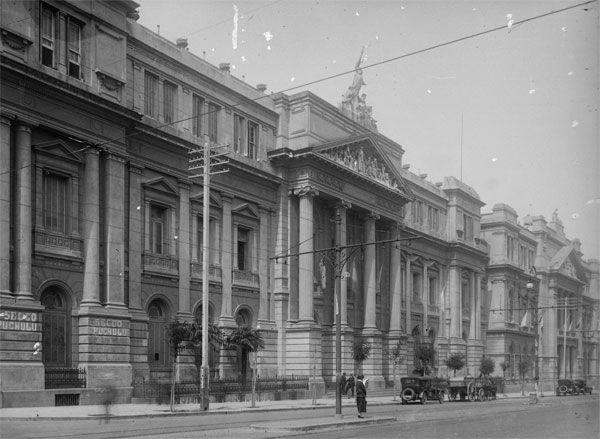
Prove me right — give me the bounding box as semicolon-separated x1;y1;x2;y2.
237;228;249;270
247;121;258;159
163;81;177;124
150;205;167;254
412;272;421;303
44;172;68;234
428;277;437;305
208;103;219;143
463;214;473;241
144;72;158;118
233;114;245;153
67;18;82;79
197;217;214;263
41;4;57;68
192;95;204;137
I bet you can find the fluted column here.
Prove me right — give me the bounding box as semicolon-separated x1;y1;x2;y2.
258;207;269;320
423;262;430;330
177;180;191;317
363;212;378;329
389;223;402;332
220;193;233;320
81;146;101;306
296;185;318;323
474;272;481;339
14;123;33;300
335;201;351;325
405;254;412;333
0;116;12;297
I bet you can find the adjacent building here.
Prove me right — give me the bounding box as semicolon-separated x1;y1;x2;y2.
1;1;597;407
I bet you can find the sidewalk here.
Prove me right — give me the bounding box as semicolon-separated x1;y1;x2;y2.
0;392;529;421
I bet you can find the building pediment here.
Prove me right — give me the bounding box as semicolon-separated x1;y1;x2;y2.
190;191;222;209
550;246;587;282
232;202;259;220
34;140;84;165
313;134;413;199
142;177;178;196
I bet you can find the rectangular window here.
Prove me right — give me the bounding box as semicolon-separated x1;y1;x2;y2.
192;95;204;137
237;228;249;270
41;4;57;68
463;214;473;241
428;206;439;231
247;121;258;159
44;173;68;233
67;18;82;79
208;103;219;143
144;72;158;118
429;277;437;305
412;272;421;303
233;114;245;153
197;217;215;263
163;81;177;124
150;205;167;254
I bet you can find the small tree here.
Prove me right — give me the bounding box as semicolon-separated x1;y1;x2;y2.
225;327;265;380
479;357;495;377
352;340;371;374
518;357;532;395
166;321;193;412
414;344;435;376
185;322;224;386
446;353;466;377
389;340;404;400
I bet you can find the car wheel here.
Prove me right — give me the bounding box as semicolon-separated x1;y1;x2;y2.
558;385;568;394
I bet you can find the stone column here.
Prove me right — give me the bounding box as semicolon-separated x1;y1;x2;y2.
335;201;351;325
81;146;101;307
474;272;481;339
297;186;318;324
469;271;477;340
288;191;300;322
103;153;126;309
219;193;234;323
449;265;462;338
14;123;33;301
0;116;12;297
177;179;191;318
363;213;378;329
389;223;402;332
127;162;144;310
405;255;413;333
258;207;269;321
423;262;430;330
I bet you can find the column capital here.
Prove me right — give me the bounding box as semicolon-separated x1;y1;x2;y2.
335;200;352;211
178;178;192;190
221;192;234;202
292;185;319;198
84;145;101;156
363;212;380;221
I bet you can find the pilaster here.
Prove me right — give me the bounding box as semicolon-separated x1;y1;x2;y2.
81;146;101;307
0;116;12;297
363;212;378;329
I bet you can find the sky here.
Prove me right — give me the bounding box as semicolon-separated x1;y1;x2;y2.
137;0;600;261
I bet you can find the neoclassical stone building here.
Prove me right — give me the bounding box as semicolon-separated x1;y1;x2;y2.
482;205;600;391
0;0;516;407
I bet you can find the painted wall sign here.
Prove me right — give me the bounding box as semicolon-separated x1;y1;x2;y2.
0;311;42;331
89;318;129;337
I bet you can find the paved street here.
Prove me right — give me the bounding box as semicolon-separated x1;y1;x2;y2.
2;394;597;439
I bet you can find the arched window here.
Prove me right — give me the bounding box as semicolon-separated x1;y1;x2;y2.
148;299;170;369
41;287;70;367
235;307;252;328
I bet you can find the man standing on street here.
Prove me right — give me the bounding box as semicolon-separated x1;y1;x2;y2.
356;374;367;418
347;373;355;398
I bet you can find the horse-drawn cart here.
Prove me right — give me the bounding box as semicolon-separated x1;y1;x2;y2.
448;376;497;401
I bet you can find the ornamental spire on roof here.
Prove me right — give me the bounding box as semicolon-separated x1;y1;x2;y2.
339;46;378;131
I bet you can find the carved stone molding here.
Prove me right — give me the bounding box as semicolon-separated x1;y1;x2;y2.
95;69;125;92
293;185;319;198
1;28;33;52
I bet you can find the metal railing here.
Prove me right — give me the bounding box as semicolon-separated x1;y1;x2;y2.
45;368;87;389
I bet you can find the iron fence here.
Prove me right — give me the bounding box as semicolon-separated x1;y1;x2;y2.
45;368;87;389
132;374;309;401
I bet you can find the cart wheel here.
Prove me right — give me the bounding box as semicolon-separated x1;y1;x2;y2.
478;388;486;402
467;382;476;401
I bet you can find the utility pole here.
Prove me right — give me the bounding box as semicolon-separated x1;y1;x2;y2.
189;136;228;410
526;281;540;397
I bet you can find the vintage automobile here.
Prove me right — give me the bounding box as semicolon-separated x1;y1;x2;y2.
400;376;448;404
556;379;580;396
571;379;593;395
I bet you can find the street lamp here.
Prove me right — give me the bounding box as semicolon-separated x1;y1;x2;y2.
526;281;541;397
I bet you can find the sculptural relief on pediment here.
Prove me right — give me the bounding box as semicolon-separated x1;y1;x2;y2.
320;145;400;190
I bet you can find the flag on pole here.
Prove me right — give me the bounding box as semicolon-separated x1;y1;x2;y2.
520;310;530;328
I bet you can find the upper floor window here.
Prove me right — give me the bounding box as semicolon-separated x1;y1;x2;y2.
463;213;473;241
428;276;438;305
149;204;168;254
43;172;68;234
208;103;219;143
66;18;82;78
144;72;159;118
192;94;204;137
428;206;439;231
412;201;423;225
236;227;254;271
412;272;422;303
197;216;218;264
41;4;57;68
163;81;177;124
233;114;245;154
247;121;258;160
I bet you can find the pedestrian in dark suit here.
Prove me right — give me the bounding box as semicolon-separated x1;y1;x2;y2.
356;374;367;418
347;373;355;398
340;372;347;396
